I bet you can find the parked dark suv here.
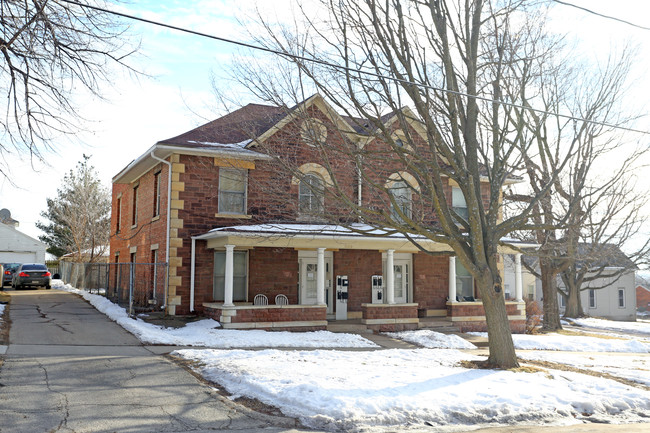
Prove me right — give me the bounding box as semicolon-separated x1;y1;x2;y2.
2;263;21;287
12;263;52;290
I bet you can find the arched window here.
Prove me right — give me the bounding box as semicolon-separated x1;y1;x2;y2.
299;173;324;216
390;181;411;222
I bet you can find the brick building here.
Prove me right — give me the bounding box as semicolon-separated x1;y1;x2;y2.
110;94;528;332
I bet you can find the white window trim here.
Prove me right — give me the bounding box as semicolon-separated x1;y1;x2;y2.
618;288;626;309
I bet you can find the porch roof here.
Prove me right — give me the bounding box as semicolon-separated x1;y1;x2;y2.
193;224;537;253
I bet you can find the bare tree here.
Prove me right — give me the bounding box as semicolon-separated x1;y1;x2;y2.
502;33;646;328
0;0;135;177
211;0;628;368
37;155;110;262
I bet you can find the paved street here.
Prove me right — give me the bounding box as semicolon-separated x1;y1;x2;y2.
0;289;310;433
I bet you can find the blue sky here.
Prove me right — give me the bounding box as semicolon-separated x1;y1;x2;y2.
1;0;649;244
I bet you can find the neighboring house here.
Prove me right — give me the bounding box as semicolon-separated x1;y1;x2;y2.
555;244;637;321
500;248;638;322
636;285;650;311
110;94;529;332
0;210;47;264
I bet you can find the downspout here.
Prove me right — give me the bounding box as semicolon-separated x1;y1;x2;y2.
150;150;172;313
190;236;196;312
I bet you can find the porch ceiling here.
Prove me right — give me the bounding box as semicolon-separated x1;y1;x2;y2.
201;232;453;253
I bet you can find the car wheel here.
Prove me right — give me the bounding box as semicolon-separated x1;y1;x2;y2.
45;285;51;290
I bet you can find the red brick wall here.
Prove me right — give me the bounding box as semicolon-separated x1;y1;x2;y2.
637;286;650;310
447;302;522;317
361;304;418;320
413;254;449;311
249;248;299;303
333;250;382;312
110;162;169;265
203;305;327;331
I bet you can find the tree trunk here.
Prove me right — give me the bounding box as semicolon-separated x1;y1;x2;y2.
478;276;519;369
539;260;562;331
563;282;584;318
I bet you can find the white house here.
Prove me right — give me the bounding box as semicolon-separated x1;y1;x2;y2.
0;209;47;264
505;245;637;322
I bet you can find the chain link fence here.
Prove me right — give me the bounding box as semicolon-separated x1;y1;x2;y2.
57;261;168;316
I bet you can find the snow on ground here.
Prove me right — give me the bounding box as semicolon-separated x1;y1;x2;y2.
384;329;477;349
0;303;5;323
175;347;650;431
52;280;377;348
467;332;650;353
53;281;650;431
571;317;650;335
519;351;650;387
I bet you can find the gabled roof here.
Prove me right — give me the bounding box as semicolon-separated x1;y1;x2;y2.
574;243;636;270
158;103;290;149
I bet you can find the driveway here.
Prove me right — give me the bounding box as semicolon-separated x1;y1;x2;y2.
0;289;311;433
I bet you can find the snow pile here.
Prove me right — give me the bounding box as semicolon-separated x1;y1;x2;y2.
175;348;650;431
520;352;650;387
572;317;650;335
52;281;377;348
385;329;477;349
468;332;650;353
0;303;5;323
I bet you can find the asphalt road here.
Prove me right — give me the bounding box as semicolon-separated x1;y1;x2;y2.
0;289;310;433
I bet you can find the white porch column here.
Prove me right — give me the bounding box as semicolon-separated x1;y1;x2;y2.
386;249;395;304
223;245;235;307
448;255;457;302
515;253;524;302
317;247;326;305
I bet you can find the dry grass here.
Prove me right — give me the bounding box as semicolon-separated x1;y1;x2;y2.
556;329;628;340
523;358;650;391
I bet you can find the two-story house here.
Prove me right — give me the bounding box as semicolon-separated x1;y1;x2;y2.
110;94;528;332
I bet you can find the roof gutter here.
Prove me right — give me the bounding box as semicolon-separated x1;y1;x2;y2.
150;150;172;314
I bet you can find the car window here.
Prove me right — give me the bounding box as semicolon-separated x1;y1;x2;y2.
3;263;20;271
21;264;47;271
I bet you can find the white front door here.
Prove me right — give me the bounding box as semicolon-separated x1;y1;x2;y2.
383;253;412;304
298;251;333;314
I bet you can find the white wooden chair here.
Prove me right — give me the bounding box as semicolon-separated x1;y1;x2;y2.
275;294;289;305
253;294;268;305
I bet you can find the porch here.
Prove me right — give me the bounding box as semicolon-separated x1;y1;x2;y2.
194;224;531;333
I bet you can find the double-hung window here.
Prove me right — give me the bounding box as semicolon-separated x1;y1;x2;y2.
455;261;474;300
390;181;411;222
219;169;247;215
452;187;468;221
132;184;139;226
618;288;625;308
589;289;597;308
153;171;161;218
299;173;324;217
213;251;247;301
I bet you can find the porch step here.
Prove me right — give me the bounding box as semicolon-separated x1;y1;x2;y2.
417;317;461;334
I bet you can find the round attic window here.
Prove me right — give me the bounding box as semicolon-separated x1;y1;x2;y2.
301;119;327;146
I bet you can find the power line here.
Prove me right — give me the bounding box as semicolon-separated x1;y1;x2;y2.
60;0;650;136
551;0;650;31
